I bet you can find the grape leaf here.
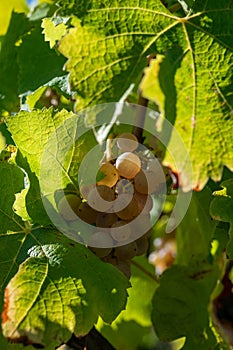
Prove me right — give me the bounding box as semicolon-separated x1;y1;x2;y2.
151;263;221;349
0;162;25;234
0;12;29;114
210;179;233;258
7;109;97;230
2;229;129;348
42;18;67;48
176;187;217;265
58;0;233;191
97;256;158;350
138;1;233;190
0;0;28;35
18;23;68;95
0;159;128;348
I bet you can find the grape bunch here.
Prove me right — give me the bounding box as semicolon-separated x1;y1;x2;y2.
57;132;168;279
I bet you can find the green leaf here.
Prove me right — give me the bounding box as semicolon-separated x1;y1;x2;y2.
210;179;233;258
58;0;233;191
7;109;73;174
0;162;25;234
97;256;158;350
58;0;171;109
2;230;129;348
0;0;28;36
18;23;67;95
13;188;30;222
0;12;29;114
151;263;220;348
42;18;67;48
138;1;233;190
7;109;97;230
176;187;217;265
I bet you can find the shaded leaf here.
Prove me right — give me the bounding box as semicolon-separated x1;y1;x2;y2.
210;179;233;258
2;230;129;348
151;263;220;348
0;13;29;114
97;256;158;350
176;188;217;265
18;24;67;95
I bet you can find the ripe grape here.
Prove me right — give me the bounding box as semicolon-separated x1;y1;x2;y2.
116;152;141;179
89;246;112;258
97;162;119;188
116;133;138;152
111;221;131;242
116;260;131;279
80;183;95;200
96;212;118;228
58;194;81;221
130;214;151;239
115;178;134;195
133;191;153;214
88;231;114;248
87;185;115;212
134;170;161;194
115;241;138;259
112;193;132;212
116;197;139;220
135;236;149;256
77;202;98;224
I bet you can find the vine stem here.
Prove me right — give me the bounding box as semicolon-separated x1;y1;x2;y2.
131;259;159;283
132;54;156;143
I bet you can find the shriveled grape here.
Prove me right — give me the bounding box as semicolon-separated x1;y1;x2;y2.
97;162;119;188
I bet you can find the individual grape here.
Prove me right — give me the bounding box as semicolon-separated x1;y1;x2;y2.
116;133;138;152
87;185;115;212
115;152;141;179
134;170;161;194
130;214;151;239
112;193;132;212
115;260;131;279
135;236;149;256
111;221;131;242
96;212;118;228
116;197;139;221
58;194;81;221
133;191;153;214
88;231;114;248
89;246;112;258
114;241;138;259
77;202;98;224
115;178;134;195
97;162;119;188
79;184;95;200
